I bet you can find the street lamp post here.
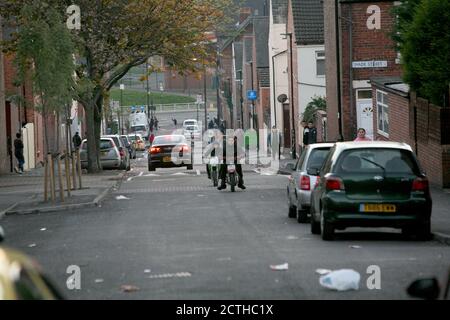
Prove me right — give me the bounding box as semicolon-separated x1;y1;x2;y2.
120;83;125;134
146;62;150;117
204;67;207;132
237;70;244;130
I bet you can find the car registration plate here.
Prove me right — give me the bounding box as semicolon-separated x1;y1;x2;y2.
360;204;396;213
163;156;171;163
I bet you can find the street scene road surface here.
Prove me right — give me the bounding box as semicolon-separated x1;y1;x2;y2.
1;114;449;300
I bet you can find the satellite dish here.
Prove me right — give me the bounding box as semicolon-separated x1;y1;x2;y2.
277;94;288;103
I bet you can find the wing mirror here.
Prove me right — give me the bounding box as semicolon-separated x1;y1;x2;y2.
0;225;5;243
407;278;440;300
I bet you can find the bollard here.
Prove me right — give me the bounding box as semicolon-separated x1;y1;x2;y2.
49;154;56;203
64;151;71;197
57;154;65;202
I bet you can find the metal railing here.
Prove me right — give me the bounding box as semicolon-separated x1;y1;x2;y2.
119;102;216;113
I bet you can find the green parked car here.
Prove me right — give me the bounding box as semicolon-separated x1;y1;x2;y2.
310;141;432;241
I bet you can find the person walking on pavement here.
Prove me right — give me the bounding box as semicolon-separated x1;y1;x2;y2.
269;126;281;160
14;133;25;174
154;117;159;131
72;132;82;149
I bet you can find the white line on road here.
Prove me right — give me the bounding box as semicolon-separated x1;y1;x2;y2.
148;272;191;279
139;172;143;177
196;170;200;176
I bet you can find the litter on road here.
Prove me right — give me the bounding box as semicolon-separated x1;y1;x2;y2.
28;243;36;248
319;269;361;291
315;269;332;275
349;245;362;249
95;279;104;283
115;195;130;200
120;285;140;292
40;228;47;231
270;263;288;271
144;269;151;273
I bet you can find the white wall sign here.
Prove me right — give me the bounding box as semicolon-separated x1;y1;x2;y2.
352;61;387;69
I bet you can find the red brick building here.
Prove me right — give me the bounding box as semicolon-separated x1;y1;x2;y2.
324;0;402;141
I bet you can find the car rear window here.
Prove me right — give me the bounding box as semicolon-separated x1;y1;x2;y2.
120;137;130;147
184;121;196;126
335;148;420;175
100;140;113;150
306;148;331;171
132;125;146;131
153;135;185;145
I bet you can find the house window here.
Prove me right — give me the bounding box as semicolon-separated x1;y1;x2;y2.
316;51;325;76
376;90;389;136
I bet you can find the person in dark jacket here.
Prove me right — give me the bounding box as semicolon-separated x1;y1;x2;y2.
14;133;25;174
72;132;82;149
303;121;317;146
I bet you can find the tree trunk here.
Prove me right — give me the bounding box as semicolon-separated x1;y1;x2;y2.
85;102;101;173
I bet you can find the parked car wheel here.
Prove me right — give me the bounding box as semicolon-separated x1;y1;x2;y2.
288;205;296;219
148;164;155;171
310;206;321;234
296;208;308;223
320;208;334;241
186;164;193;170
416;221;432;241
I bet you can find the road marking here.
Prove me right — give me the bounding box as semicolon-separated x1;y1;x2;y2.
171;172;188;176
143;174;160;177
139;172;143;177
148;272;191;279
196;170;200;176
153;178;177;182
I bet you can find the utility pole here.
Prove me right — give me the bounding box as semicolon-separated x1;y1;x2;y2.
120;83;124;134
335;0;344;141
146;62;150;117
238;70;244;129
204;66;207;132
282;33;297;159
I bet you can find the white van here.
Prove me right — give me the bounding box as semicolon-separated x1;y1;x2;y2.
183;119;198;129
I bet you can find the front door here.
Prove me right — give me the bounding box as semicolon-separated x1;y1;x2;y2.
356;90;374;139
283;104;291;148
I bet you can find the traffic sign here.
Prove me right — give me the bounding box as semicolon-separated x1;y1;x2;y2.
247;90;257;100
131;106;136;112
141;106;145;112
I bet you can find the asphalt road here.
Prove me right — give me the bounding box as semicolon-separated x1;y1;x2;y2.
1;148;449;300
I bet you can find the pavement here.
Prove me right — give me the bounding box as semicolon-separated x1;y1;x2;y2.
0;165;125;219
275;152;450;246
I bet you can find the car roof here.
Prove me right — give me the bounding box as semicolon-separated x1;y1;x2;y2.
307;142;335;149
183;119;197;122
334;141;413;152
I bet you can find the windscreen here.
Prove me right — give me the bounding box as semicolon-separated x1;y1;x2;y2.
153;135;185;145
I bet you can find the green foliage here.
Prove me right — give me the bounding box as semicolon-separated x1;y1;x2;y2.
302;96;326;123
109;89;196;106
14;3;75;113
394;0;450;106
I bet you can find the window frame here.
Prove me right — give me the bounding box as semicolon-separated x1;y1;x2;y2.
315;50;325;77
376;89;389;137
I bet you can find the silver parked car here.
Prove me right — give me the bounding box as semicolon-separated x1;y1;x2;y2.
80;138;122;169
103;135;131;171
286;143;334;223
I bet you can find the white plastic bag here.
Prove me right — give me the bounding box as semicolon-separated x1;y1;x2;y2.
319;269;361;291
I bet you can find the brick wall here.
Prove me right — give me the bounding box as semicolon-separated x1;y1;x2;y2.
372;86;450;187
340;1;402;141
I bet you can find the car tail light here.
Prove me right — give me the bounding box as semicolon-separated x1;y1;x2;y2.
325;176;345;191
137;140;142;143
412;177;429;192
181;145;190;152
299;175;310;190
150;147;161;154
119;148;125;158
